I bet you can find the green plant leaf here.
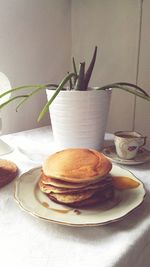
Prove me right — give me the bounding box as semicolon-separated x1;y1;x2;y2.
37;72;76;122
0;84;47;99
72;57;78;87
84;46;97;90
16;86;50;111
72;57;77;76
46;84;59;88
117;82;149;96
0;95;29;109
74;62;85;90
47;84;67;90
96;83;150;101
67;72;72;90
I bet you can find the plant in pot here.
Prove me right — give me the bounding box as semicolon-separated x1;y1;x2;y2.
0;46;149;150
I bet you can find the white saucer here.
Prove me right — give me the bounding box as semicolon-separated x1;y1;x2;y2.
102;146;150;165
0;139;13;155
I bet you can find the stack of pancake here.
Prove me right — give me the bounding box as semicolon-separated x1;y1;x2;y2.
38;148;114;208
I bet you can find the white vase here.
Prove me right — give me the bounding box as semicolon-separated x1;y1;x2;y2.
46;88;111;151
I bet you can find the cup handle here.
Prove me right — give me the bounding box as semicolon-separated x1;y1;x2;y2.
139;136;146;147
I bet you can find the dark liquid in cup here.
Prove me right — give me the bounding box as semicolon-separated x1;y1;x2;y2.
118;134;135;138
117;133;140;139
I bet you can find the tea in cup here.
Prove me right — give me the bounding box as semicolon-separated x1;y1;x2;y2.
114;131;146;160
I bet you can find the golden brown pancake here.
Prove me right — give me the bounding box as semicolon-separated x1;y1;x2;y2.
40;170;109;188
40;171;99;188
39;148;113;208
39;175;113;194
69;187;114;207
48;190;95;204
48;186;114;207
42;148;112;183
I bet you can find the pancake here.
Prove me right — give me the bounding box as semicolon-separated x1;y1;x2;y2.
48;190;95;204
42;148;112;183
40;170;109;188
48;186;114;207
39;175;113;194
40;171;102;188
68;187;114;208
39;148;113;208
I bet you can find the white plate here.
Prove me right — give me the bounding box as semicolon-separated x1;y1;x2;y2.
102;146;150;165
14;166;145;227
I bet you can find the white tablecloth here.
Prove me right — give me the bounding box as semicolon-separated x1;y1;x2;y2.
0;126;150;267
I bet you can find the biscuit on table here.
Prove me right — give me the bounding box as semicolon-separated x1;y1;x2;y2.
0;159;18;188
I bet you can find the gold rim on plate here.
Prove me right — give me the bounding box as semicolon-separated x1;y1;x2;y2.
14;166;146;227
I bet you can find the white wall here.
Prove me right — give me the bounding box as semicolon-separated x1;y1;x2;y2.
0;0;71;134
71;0;150;147
135;0;150;148
71;0;139;131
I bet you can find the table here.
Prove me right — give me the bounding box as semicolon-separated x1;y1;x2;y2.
0;126;150;267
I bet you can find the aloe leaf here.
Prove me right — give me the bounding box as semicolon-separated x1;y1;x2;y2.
72;57;78;87
46;84;59;88
0;84;47;99
84;46;97;90
16;86;50;111
74;62;85;90
37;72;76;122
66;72;72;90
0;84;58;111
115;85;150;101
96;83;150;101
0;95;28;109
69;75;73;90
72;57;77;76
117;82;149;96
46;84;67;90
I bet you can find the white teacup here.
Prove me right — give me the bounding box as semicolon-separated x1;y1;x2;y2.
114;131;146;160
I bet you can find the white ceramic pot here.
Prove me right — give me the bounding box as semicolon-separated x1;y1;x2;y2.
46;88;111;150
